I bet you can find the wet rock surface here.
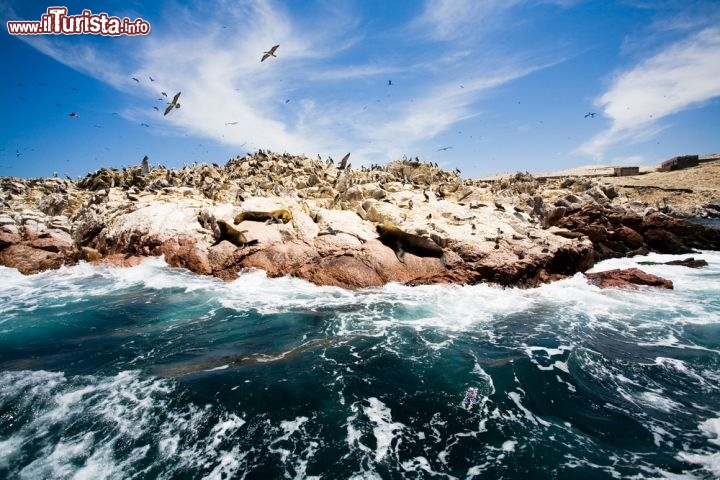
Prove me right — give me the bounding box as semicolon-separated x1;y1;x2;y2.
586;268;674;290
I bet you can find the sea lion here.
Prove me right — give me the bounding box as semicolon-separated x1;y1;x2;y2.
376;223;444;264
233;209;292;225
213;219;259;248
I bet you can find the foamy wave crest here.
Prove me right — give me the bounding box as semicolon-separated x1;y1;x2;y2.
0;369;250;479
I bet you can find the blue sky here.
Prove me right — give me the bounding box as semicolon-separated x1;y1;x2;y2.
1;0;719;179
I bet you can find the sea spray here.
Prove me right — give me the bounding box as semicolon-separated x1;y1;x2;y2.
1;252;719;478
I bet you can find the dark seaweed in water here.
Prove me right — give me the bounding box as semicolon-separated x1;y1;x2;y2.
0;253;719;479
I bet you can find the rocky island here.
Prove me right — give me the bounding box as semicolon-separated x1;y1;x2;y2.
1;152;719;289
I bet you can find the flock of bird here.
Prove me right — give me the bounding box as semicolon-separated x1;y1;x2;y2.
125;44;283;125
8;42;603;172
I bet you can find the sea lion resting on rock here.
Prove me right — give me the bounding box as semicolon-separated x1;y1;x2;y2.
376;223;445;264
233;209;292;225
213;219;259;248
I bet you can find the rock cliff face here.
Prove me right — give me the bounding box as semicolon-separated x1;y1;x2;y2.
0;152;717;289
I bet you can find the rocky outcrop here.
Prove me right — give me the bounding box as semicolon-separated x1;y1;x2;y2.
586;268;674;289
0;152;718;289
638;257;709;268
554;204;720;262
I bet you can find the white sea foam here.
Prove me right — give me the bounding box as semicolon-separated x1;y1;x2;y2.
1;251;719;477
501;440;517;452
507;391;551;428
2;251;718;338
676;451;720;478
638;391;683;413
0;369;253;479
363;397;405;463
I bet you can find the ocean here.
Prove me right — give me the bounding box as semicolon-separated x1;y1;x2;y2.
1;251;719;479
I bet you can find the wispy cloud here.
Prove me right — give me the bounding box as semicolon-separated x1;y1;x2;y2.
411;0;523;42
577;26;720;159
8;0;568;165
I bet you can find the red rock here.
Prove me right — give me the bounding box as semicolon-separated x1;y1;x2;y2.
90;253;146;268
611;226;644;249
27;236;72;254
154;234;212;275
0;231;21;250
0;244;68;274
585;268;673;289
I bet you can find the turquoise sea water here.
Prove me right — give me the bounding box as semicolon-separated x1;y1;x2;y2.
1;251;719;479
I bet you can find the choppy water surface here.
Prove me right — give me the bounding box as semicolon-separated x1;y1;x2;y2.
1;252;719;479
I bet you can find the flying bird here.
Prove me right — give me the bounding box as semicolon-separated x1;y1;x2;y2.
71;87;79;91
261;44;279;62
39;82;47;86
153;106;159;111
149;76;155;82
437;146;452;151
132;77;140;83
164;92;181;116
68;112;79;118
388;80;392;86
338;152;350;170
584;112;597;118
140;123;150;127
161;92;167;97
225;121;238;125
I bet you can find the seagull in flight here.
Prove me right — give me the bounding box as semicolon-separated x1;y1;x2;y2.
437;146;452;152
68;112;79;118
584;112;597;118
225;121;239;125
164;92;181;116
149;76;155;82
261;44;279;62
132;77;140;83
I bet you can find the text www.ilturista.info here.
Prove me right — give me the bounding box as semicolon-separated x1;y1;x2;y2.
7;7;150;36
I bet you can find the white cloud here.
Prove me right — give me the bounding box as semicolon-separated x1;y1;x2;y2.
412;0;522;41
11;0;565;166
578;26;720;159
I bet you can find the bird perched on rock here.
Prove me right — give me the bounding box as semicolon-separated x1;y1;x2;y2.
261;44;279;62
164;92;181;116
141;156;151;175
